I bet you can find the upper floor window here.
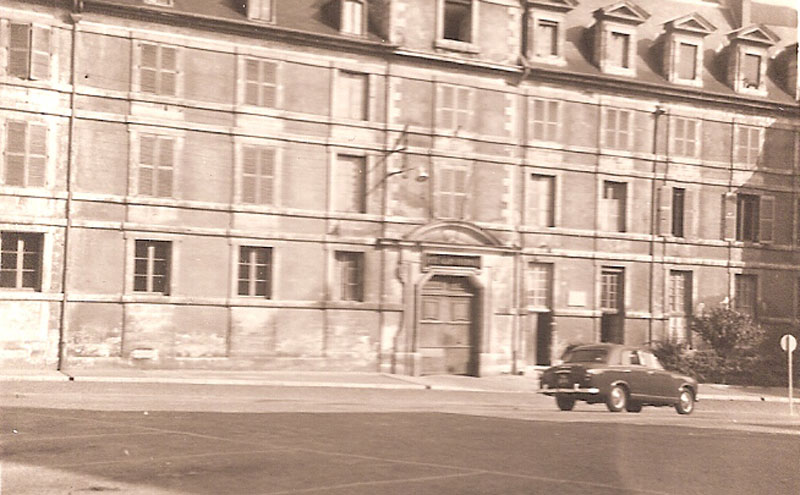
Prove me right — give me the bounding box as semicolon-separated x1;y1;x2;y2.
536;20;559;57
143;0;174;6
527;263;553;309
333;154;367;214
0;232;42;291
138;42;179;96
244;58;278;108
728;26;778;95
341;0;365;36
734;274;757;317
735;193;774;243
735;125;761;165
672;117;699;158
335;251;364;302
443;0;472;42
609;32;631;69
663;14;714;86
592;2;648;75
238;246;272;298
246;0;274;22
436;163;469;219
133;240;171;294
438;84;472;131
671;187;685;238
676;43;698;80
4;120;46;188
137;134;175;198
601;181;627;232
8;23;50;81
742;53;761;89
530;98;560;141
603;108;632;150
335;71;369;121
241;145;276;205
527;174;555;228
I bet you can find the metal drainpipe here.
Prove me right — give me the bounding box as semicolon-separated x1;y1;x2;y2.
58;12;80;372
649;105;665;346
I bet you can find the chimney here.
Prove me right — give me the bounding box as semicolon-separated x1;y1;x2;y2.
732;0;751;28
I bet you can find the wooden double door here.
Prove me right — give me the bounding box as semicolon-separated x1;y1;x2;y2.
419;275;478;376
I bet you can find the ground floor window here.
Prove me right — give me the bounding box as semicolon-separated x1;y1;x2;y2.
0;231;42;290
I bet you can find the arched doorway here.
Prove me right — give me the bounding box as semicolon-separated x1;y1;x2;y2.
419;275;479;375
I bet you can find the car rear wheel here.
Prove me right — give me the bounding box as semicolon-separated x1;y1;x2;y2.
556;395;576;411
675;388;695;415
626;401;642;413
606;384;628;412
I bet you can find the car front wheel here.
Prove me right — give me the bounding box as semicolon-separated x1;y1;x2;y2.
606;384;628;412
675;388;695;415
556;395;576;411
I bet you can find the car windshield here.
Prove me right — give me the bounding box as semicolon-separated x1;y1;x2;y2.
564;348;608;363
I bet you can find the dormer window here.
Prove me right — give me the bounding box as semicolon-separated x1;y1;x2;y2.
340;0;366;36
525;0;576;66
663;13;715;87
435;0;479;53
143;0;173;6
727;25;779;96
246;0;274;23
592;1;649;76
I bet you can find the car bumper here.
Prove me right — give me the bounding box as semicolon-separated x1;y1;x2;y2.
539;387;600;396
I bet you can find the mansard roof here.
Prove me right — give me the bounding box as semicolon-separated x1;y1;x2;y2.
665;13;716;36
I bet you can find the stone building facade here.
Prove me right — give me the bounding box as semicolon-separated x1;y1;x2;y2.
0;0;797;375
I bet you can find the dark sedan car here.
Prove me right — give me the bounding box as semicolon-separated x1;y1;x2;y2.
539;343;698;414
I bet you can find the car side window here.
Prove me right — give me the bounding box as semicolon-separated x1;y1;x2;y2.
629;351;641;365
640;351;664;370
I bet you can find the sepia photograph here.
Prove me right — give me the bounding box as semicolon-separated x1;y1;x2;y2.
0;0;799;493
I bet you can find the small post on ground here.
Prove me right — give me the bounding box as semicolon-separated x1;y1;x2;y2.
780;334;797;416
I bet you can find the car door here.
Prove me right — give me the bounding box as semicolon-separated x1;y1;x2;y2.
638;351;676;403
621;349;650;401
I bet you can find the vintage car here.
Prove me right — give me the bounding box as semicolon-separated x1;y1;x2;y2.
539;343;698;414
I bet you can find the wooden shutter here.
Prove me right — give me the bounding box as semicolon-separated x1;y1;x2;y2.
454;167;467;218
139;43;158;94
160;46;177;96
260;148;275;205
261;61;277;108
604;109;616;148
722;192;737;240
157;137;174;197
546;100;559;141
241;146;258;203
456;87;471;130
437;167;453;217
4;121;27;186
29;26;50;81
657;185;671;236
618;110;630;149
27;123;47;187
8;24;30;78
244;59;260;105
334;155;365;213
438;85;455;129
760;195;775;243
138;135;156;195
685;188;698;239
678;43;697;80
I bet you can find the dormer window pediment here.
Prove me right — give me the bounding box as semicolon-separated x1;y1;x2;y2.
526;0;576;65
664;14;715;87
526;0;577;13
730;25;780;46
727;24;779;96
593;1;648;76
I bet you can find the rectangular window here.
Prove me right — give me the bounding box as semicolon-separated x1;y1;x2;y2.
244;58;277;107
139;43;178;96
0;232;42;290
736;126;760;165
600;268;623;311
443;0;472;42
734;274;757;317
133;240;171;294
438;85;471;130
528;174;555;228
530;98;559;141
333;154;367;214
335;71;368;121
671;188;685;238
336;251;364;302
247;0;272;21
138;135;174;197
603;108;631;150
536;20;559;57
436;165;468;219
743;53;761;88
668;271;692;314
341;0;365;35
673;117;699;158
527;263;553;309
9;23;50;80
736;193;759;242
238;246;272;298
4;121;47;188
610;32;630;68
602;181;627;232
241;145;275;205
677;43;698;80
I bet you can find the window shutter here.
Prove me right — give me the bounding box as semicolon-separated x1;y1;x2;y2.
722;192;737;240
260;148;275;205
438;85;454;129
367;73;376;122
8;24;30;78
657;185;672;236
437;167;453;217
138;135;155;195
619;110;630;149
241;146;257;203
140;43;158;94
678;43;697;80
29;26;50;81
5;122;27;186
160;46;177;96
760;195;775;243
547;100;559;141
157;137;174;197
604;109;616;148
244;59;260;105
457;87;471;130
454;167;467;218
685;188;698;239
27;123;47;187
261;61;277;108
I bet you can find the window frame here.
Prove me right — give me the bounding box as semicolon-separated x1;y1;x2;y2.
334;250;365;302
131;132;180;199
0;231;44;291
340;0;367;37
3;119;49;189
734;273;758;318
601;180;627;233
735;193;760;243
241;56;279;108
238;142;279;207
435;161;470;220
237;245;273;299
435;0;480;52
332;153;368;215
735;124;761;166
437;83;473;132
671;187;685;238
132;239;172;295
672;116;701;159
134;41;182;97
528;97;561;142
7;22;52;82
527;173;556;228
245;0;275;22
602;108;632;151
526;262;553;310
334;70;370;121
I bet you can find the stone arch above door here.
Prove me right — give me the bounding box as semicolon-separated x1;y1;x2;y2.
404;221;502;247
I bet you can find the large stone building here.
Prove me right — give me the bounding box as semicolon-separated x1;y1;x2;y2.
0;0;797;375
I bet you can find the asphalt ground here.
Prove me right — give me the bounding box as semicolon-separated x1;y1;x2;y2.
2;381;800;495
